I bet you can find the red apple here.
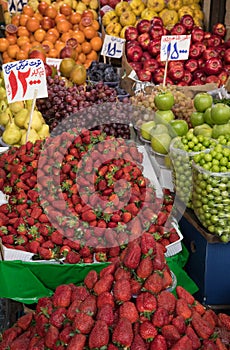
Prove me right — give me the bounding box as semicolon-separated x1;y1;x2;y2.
168;61;184;70
143;58;159;72
147;39;161;57
184;59;199;73
191;79;205;86
215;44;226;58
170;23;186;35
207;34;223;47
150;16;163;27
149;24;164;40
206;75;220;84
218;70;229;86
193;69;206;82
212;23;226;38
189;44;202;59
126;44;143;62
129;62;143;71
204;57;222;75
156;54;165;67
224;48;230;64
125;27;138;41
137;32;150;50
44;63;52;77
152;67;164;84
180;14;194;31
198;58;205;69
191;27;204;43
140;51;151;63
202;47;218;60
181;70;193;85
168;66;185;81
137;69;152;82
126;40;139;49
137;19;151;34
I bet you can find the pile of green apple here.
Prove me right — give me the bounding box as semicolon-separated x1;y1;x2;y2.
192;144;230;242
169;129;217;208
190;92;230;139
140;90;189;157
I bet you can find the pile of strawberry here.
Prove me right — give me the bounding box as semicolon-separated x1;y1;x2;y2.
0;238;230;349
0;129;179;262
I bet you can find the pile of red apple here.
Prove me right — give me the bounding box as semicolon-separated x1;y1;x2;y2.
125;15;230;87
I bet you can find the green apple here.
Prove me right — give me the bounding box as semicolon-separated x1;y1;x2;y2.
211;103;230;125
151;133;172;155
154;91;174;111
190;111;204;127
155;109;175;125
140;120;155;140
212;123;230;139
151;123;169;136
194;92;213;112
203;107;213;126
193;124;213;138
168;119;189;137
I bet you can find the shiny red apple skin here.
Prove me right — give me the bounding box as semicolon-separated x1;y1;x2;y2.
125;27;138;41
204;57;223;75
137;19;151;34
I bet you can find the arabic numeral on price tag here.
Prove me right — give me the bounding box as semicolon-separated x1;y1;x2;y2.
101;35;126;59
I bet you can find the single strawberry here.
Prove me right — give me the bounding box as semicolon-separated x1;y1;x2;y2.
66;333;86;350
191;300;206;315
176;298;192;320
79;295;97;316
136;256;153;279
65;251;81;264
52;284;72;308
97;291;115;309
131;334;147;350
89;320;110;349
201;339;219;350
144;272;164;295
119;301;139;324
96;303;114;326
7;333;30;350
112;318;133;348
185;325;201;349
35;314;49;337
59;325;73;344
130;278;142;296
149;334;167;350
171;335;193;350
123;242;141;270
93;273;114;295
36;297;53;316
171;315;186;335
45;325;59;349
99;263;116;278
136;292;157;318
176;286;195;305
17;312;33;331
191;311;214;340
140;321;157;342
50;230;63;245
84;270;98;290
162;267;173;289
203;309;218;330
152;307;170;328
113;278;132;303
67;300;82;320
157;290;177;314
152;242;166;271
161;324;181;346
71;286;89;303
73;312;94;334
50;307;66;329
114;267;131;281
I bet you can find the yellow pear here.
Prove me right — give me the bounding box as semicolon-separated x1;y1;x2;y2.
0;108;12;126
38;124;50;139
76;2;87;13
21;128;40;145
89;0;98;10
9;101;24;114
82;0;91;5
14;109;29;128
0;87;6;100
24;110;43;131
0;100;7;113
2;121;21;145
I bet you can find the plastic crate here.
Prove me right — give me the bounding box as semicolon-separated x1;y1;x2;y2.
165;222;184;258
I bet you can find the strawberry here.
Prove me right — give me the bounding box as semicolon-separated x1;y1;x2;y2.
152;242;166;271
136;292;157;318
79;295;97;316
172;315;186;335
112;318;133;348
162;267;173;289
84;270;98;290
36;297;53;316
96;303;114;326
71;286;89;303
149;334;167;350
185;325;201;349
52;284;72;308
218;313;230;330
171;335;193;350
2;234;15;245
131;334;147;350
89;320;110;349
50;230;63;245
152;307;170;328
8;333;30;350
119;301;139;324
140;321;157;342
123;242;141;270
215;338;228;350
50;307;66;329
45;325;59;349
113;278;132;303
202;339;219;350
38;247;54;260
136;256;153;279
176;298;192;320
114;267;131;281
192;300;206;315
129;217;143;237
161;324;181;346
130;278;142;296
203;309;218;330
66;299;82;320
144;272;164;295
65;251;81;264
93;273;114;295
108;344;119;350
1;327;19;343
59;325;73;344
17;312;33;331
66;333;86;350
191;311;214;340
176;286;195;305
73;312;94;334
99;263;116;278
124;203;139;216
157;290;177;314
157;211;168;226
97;291;115;309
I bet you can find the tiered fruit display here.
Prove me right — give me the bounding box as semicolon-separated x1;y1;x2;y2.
101;0;204;37
0;3;102;68
1;257;230;348
125;16;229;86
190;92;230;139
192;144;230;242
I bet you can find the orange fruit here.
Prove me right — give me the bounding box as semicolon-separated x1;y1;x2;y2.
0;38;9;52
69;12;81;25
16;49;28;60
84;59;92;69
60;31;73;43
81;41;92;54
38;1;49;15
42;40;54;51
73;30;85;44
5;34;17;45
17;26;30;37
82;10;94;20
34;28;46;42
19;14;29;26
48;47;58;58
78;52;86;63
44;33;57;44
22;5;34;16
56;19;72;33
83;26;97;40
87;49;97;61
55;40;65;54
45;5;58;19
33;12;43;22
21;41;31;53
90;36;102;51
11;14;20;26
26;17;41;32
91;19;100;31
2;51;11;63
76;43;82;54
60;3;72;16
55;13;66;24
47;28;60;39
7;44;19;58
17;36;30;47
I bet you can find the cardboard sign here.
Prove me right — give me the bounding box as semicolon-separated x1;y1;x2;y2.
160;35;191;61
46;58;62;72
101;35;126;58
2;59;48;103
8;0;27;12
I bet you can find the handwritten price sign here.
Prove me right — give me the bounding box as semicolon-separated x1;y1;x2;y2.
2;59;48;103
101;35;126;58
160;35;191;61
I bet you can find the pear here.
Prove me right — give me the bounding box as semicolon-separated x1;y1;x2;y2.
0;87;6;100
89;0;98;9
9;101;24;114
24;110;43;131
0;100;7;113
2;121;21;145
38;124;50;139
14;109;29;128
0;108;12;126
21;128;40;145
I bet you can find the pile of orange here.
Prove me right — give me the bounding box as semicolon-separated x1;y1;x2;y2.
0;3;103;68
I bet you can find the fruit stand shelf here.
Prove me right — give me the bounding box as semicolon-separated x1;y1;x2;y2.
179;208;230;309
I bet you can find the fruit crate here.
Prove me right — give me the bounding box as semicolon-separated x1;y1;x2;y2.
165;222;183;258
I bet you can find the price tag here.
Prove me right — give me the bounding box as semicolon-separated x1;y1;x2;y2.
160;35;191;61
46;58;62;72
101;35;126;58
8;0;27;12
2;59;48;103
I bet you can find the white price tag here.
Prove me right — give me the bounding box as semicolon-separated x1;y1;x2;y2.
160;35;191;61
46;58;62;71
101;35;126;59
8;0;27;12
2;59;48;103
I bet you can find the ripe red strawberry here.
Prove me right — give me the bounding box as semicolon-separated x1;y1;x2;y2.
144;272;164;295
93;273;114;295
1;327;18;343
114;267;131;281
35;314;49;337
36;297;53;316
191;300;206;315
67;299;82;320
17;312;33;331
136;292;157;318
37;247;54;260
136;256;153;279
152;307;170;328
52;284;72;308
96;303;114;326
203;309;218;330
73;312;94;334
99;263;116;278
176;298;192;320
218;313;230;330
171;315;186;335
89;320;109;349
149;334;167;350
176;286;195;305
123;242;141;270
215;338;228;350
50;230;63;245
59;325;73;344
171;335;193;350
65;251;81;264
130;334;147;350
185;325;201;349
191;311;214;340
112;318;133;348
97;291;115;309
79;295;97;316
66;333;86;350
162;267;173;289
113;278;132;303
157;290;177;314
71;286;89;303
50;307;66;329
130;278;142;296
161;324;181;345
2;234;14;245
119;301;138;324
140;321;157;342
45;325;59;349
7;333;30;350
84;269;98;290
201;339;219;350
152;242;166;271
